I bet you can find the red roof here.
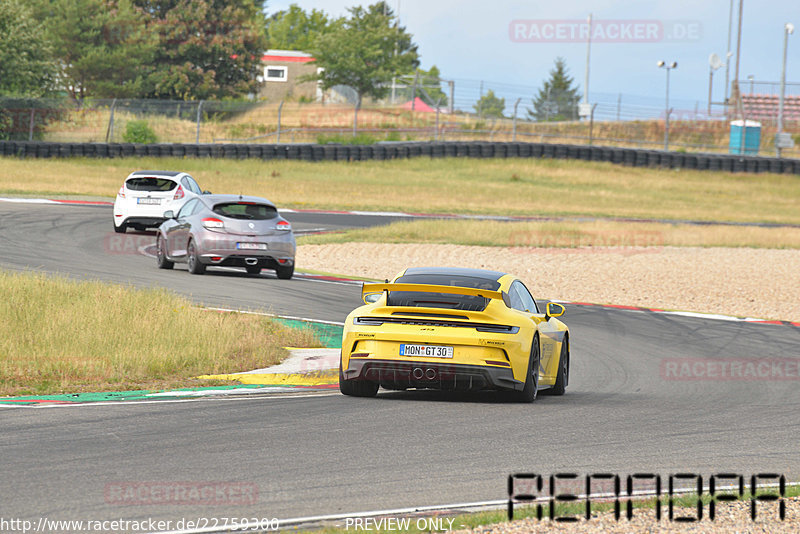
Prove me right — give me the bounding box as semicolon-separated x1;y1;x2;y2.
400;97;435;112
261;54;315;63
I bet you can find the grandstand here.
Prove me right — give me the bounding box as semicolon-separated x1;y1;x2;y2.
739;92;800;122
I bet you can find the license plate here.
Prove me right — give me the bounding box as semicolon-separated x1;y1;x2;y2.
399;344;454;358
137;197;160;205
236;242;268;250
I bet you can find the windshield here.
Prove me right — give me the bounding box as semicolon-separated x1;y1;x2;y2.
388;274;500;311
212;202;278;220
125;178;177;191
395;274;501;291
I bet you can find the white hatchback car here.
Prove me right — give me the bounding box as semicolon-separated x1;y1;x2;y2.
113;170;208;233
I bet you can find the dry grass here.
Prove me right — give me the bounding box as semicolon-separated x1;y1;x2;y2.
2;156;800;224
0;270;320;396
299;219;800;249
43;103;456;144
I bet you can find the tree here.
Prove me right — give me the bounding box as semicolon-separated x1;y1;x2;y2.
529;57;581;121
35;0;155;100
0;0;57;97
395;65;449;107
133;0;268;100
474;90;505;119
309;1;419;132
266;4;335;51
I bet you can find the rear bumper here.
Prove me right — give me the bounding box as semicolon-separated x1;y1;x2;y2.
197;234;296;258
118;216;166;228
343;358;522;391
201;254;294;270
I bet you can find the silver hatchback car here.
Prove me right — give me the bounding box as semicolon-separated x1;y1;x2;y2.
155;194;296;279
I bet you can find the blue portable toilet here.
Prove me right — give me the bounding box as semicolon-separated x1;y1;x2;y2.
729;120;761;155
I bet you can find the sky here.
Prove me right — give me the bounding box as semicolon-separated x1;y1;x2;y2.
265;0;800;117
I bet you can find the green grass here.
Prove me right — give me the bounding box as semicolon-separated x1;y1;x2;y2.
2;156;800;224
298;219;800;249
0;269;321;396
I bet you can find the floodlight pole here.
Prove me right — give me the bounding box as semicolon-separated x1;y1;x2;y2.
658;61;677;151
777;23;794;158
733;0;744;99
724;0;734;105
584;14;592;105
708;67;713;115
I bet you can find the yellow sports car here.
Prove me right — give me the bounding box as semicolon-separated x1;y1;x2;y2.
339;267;570;402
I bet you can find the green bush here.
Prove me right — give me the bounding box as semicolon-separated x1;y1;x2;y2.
0;110;12;141
316;133;378;145
122;120;158;144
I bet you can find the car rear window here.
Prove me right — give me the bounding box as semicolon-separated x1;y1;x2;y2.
125;178;177;191
212;202;278;220
387;274;500;311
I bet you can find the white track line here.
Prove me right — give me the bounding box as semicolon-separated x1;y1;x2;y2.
0;197;59;204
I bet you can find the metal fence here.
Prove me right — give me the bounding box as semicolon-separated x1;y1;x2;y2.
1;95;798;158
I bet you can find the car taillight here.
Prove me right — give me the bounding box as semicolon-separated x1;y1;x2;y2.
202;217;224;229
276;220;291;231
173;185;184;201
118;187;125;198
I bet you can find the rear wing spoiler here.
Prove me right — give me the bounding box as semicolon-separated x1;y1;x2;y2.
361;283;504;301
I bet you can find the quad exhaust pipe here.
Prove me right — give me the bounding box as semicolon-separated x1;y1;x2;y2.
245;257;258;265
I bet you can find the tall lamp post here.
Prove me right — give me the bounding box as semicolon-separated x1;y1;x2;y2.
657;61;677;151
777;23;794;158
708;54;723;115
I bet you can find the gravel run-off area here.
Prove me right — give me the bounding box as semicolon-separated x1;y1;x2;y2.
297;244;800;322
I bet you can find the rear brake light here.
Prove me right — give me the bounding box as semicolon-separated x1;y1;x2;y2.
276;220;291;231
202;217;224;229
173;185;184;201
118;187;125;198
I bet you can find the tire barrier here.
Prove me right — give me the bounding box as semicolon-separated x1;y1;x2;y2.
1;140;797;174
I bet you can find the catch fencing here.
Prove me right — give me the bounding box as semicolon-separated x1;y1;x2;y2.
2;97;798;157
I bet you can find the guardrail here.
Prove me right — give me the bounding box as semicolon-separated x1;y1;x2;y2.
1;140;798;174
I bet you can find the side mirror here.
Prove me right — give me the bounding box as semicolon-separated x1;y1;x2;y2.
545;302;565;319
163;210;175;219
363;293;382;305
203;190;212;195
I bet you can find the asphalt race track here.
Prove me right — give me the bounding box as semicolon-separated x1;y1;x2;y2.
1;202;799;526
